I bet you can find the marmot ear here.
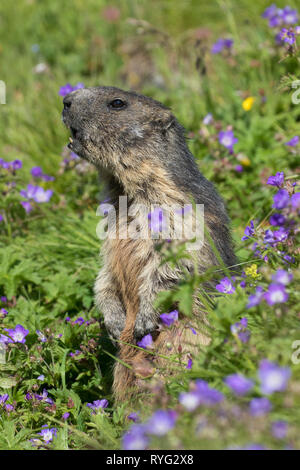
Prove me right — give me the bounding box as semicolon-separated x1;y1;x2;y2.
152;111;175;132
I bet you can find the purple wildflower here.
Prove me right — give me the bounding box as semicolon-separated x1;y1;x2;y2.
273;227;289;243
186;358;193;370
70;151;79;160
282;254;295;264
41;174;55;182
31;166;55;182
0;308;8;318
258;360;291;394
224;374;254;396
238;330;251;343
122;424;149;450
128;412;140;423
291;192;300;209
59;83;84;97
203;113;213;125
137;334;153;349
223;39;234;48
39;426;57;444
235;164;243;172
285;136;299;147
59;83;73;96
238;317;247;328
211;39;225;54
20;184;37;199
32;187;53;203
218;130;238;152
247;286;264;308
12;159;22;170
249;397;272;416
231;317;251;343
279;28;296;45
242;220;255;240
5;324;29;344
264;229;275;246
5;404;14;413
1;160;10;169
273;189;289;209
231;317;246;333
267;171;284;188
211;38;233;54
20;184;53;203
0;394;9;404
36;330;47;343
1;296;7;303
264;283;288;305
31;166;43;178
272;269;293;285
37;375;45;381
69;350;81;357
0;214;3;223
282;6;298;25
269;213;285;226
35;389;54;405
272;420;288;439
20;201;33;213
262;4;278;20
62;412;70;420
145;409;176;436
86;399;108;413
195;379;224;406
0;334;13;344
269;9;283;28
216;277;235;294
179;391;201;411
73;82;85;91
160;310;178;327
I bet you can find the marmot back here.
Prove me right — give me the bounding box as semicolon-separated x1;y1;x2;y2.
62;86;236;401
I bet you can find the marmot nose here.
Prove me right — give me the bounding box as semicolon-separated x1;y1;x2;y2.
63;94;73;110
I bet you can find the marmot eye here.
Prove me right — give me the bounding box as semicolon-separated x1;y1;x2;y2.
108;99;126;109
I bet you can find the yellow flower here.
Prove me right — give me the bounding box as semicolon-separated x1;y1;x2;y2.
245;264;261;279
237;153;251;166
242;96;255;111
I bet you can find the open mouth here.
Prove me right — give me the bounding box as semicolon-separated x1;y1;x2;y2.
68;126;79;150
70;126;78;139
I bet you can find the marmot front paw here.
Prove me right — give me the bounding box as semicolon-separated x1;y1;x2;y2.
134;316;158;340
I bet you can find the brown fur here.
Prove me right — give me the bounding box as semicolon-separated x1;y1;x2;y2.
62;86;237;402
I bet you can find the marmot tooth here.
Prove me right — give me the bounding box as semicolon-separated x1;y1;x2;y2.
69;137;73;143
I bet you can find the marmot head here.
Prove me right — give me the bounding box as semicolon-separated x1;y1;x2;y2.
62;86;179;172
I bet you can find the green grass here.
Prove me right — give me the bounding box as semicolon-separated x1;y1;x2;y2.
0;0;299;450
